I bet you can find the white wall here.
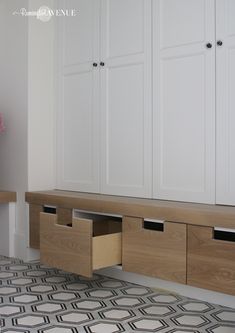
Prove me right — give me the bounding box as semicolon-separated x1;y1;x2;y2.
0;0;29;259
0;0;55;260
0;1;28;192
28;0;55;191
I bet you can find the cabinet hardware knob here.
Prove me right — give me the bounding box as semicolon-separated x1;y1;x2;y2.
100;62;105;66
217;40;223;46
93;62;98;67
206;43;212;49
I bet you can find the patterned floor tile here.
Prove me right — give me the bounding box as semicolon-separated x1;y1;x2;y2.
100;308;134;321
149;295;182;304
171;314;210;328
11;294;42;304
85;321;125;333
86;288;117;298
211;309;235;323
32;302;66;313
122;287;152;296
178;302;214;313
57;311;93;325
0;304;24;316
38;325;78;333
48;291;79;302
72;299;106;311
129;317;168;331
140;304;176;316
0;255;235;333
12;314;50;328
207;325;235;333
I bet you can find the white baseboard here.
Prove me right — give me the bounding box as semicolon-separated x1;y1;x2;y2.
14;232;27;260
0;204;10;256
97;266;235;309
0;203;16;257
26;248;40;261
14;232;40;262
8;203;16;257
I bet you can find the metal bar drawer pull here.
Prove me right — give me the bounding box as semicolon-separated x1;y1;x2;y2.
214;227;235;242
144;219;164;232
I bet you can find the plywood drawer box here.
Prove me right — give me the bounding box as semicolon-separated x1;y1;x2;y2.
188;225;235;295
122;217;187;283
40;212;122;277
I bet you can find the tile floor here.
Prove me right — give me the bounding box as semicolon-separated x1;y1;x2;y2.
0;256;235;333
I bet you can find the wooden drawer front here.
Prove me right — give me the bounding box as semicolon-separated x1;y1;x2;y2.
29;204;72;250
122;217;187;283
29;204;43;249
40;213;122;277
188;225;235;295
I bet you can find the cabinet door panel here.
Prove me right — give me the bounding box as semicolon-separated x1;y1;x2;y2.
56;0;100;192
160;0;206;48
62;72;95;184
227;0;235;35
153;0;215;203
107;0;144;58
216;0;235;205
103;64;145;188
160;54;207;192
63;0;93;66
100;0;152;197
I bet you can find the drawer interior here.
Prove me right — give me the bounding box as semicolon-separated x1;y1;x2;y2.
40;211;122;277
72;210;122;236
73;211;122;271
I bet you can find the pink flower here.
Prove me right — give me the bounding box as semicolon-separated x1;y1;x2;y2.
0;113;5;133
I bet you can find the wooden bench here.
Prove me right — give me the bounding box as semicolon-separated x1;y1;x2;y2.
26;190;235;295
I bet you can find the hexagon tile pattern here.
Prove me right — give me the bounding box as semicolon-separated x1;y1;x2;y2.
0;256;235;332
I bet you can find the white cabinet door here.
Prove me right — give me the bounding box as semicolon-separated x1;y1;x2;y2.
153;0;215;203
100;0;152;197
216;0;235;205
56;0;100;192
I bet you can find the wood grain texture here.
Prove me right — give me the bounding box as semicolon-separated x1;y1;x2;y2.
0;191;16;203
93;233;122;270
122;217;187;283
29;205;73;249
40;213;93;277
29;204;43;249
26;190;235;229
57;207;72;225
40;213;122;277
187;225;235;295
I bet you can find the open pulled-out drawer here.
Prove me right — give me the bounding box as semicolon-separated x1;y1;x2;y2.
40;211;122;277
